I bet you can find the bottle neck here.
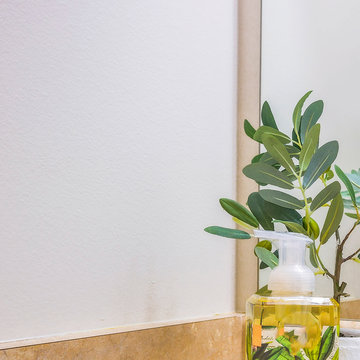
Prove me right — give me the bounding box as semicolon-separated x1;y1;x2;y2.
278;239;306;266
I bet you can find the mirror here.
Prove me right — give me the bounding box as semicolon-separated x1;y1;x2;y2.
260;1;360;302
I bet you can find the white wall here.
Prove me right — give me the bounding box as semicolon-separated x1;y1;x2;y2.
0;0;237;341
261;0;360;297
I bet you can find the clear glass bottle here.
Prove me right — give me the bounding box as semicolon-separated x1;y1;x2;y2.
245;230;339;360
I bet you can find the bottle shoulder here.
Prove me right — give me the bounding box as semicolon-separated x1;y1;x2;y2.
246;293;339;307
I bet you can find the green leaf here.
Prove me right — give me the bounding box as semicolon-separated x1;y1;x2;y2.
320;194;344;244
243;163;294;189
325;169;334;181
345;212;359;219
259;146;299;167
281;168;298;183
303;141;339;189
261;101;278;129
253;126;291;144
293;90;312;133
262;135;296;174
332;349;339;360
260;250;278;269
343;198;359;209
335;165;357;208
219;198;259;227
274;220;308;235
276;335;292;351
256;284;272;296
248;192;275;230
204;226;251;239
255;240;272;253
244;119;256;139
259;153;278;166
254;247;279;269
292;128;301;149
310;181;341;211
232;217;256;230
264;201;303;224
318;327;335;360
303;217;320;240
251;153;264;164
299;124;320;173
286;145;301;157
259;189;305;209
348;172;360;189
309;242;319;268
300;100;324;142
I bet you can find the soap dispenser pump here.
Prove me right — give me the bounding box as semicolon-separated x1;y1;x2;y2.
245;230;339;360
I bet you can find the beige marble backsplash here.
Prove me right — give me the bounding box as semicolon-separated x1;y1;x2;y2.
0;315;245;360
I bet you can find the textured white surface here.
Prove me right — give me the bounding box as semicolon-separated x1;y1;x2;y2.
340;338;360;360
0;0;237;340
261;0;360;297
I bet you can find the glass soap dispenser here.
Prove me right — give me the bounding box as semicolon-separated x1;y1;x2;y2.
245;230;339;360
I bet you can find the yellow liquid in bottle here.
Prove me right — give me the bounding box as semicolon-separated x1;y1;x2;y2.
245;294;339;360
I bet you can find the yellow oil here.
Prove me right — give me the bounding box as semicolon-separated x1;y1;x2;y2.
245;294;339;360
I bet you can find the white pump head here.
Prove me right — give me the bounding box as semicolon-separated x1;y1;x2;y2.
254;230;315;295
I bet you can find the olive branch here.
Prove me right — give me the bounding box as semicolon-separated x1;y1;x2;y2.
205;91;360;303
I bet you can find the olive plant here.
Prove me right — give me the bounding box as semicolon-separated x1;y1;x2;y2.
205;91;360;303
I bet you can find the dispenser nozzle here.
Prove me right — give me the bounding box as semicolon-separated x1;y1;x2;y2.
254;230;315;295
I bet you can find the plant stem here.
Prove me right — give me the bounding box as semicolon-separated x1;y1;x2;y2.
340;221;358;248
315;245;334;280
343;247;360;262
329;230;344;302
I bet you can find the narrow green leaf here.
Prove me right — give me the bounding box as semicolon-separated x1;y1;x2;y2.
260;250;278;269
345;213;358;219
310;181;341;211
293;91;312;133
256;240;272;252
204;226;251;239
347;173;360;191
285;145;301;157
251;153;264;164
244;119;256;139
309;242;319;268
281;168;298;182
259;189;305;209
219;198;259;227
276;336;292;350
232;217;256;230
259;152;278;166
243;163;294;189
292;128;301;149
253;126;290;144
332;349;339;360
335;165;357;208
261;101;278;129
262;135;296;174
320;194;344;244
274;220;308;235
259;146;299;167
254;247;279;269
248;192;274;230
299;124;320;173
303;141;339;189
342;190;355;197
318;327;335;360
300;100;324;142
263;201;303;224
343;198;359;209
